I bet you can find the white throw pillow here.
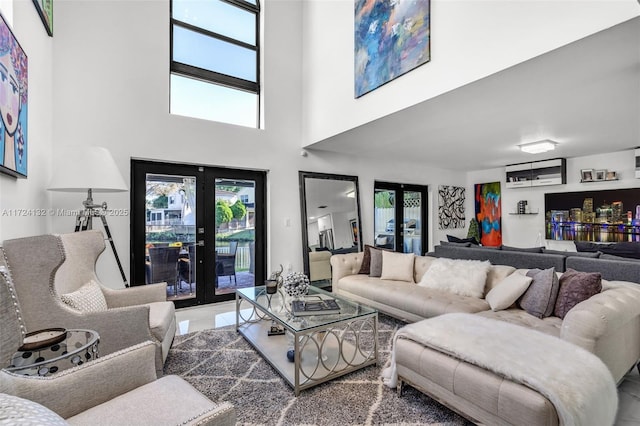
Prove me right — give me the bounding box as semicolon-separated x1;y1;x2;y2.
485;273;533;311
61;279;108;312
417;258;491;298
0;394;68;425
380;251;415;282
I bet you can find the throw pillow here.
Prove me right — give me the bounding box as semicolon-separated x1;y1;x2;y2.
358;245;376;274
380;251;415;282
0;394;67;426
484;264;517;295
485;273;533;311
417;258;491;298
369;248;384;278
553;269;602;319
518;268;560;318
61;280;108;312
446;235;479;245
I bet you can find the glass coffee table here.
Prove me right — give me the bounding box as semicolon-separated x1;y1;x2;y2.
236;286;378;395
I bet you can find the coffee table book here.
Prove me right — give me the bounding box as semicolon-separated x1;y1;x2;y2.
291;298;340;316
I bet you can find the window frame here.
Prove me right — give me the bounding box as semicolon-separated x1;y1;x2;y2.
170;0;261;126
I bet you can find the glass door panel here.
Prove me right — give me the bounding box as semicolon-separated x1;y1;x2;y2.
145;174;197;301
403;191;422;255
212;177;256;296
374;182;428;255
374;189;396;250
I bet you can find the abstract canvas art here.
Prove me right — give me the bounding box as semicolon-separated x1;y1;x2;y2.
475;182;502;246
354;0;431;98
0;13;28;178
33;0;53;37
438;185;465;229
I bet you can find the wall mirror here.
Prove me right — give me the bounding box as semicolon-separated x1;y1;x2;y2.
299;171;362;288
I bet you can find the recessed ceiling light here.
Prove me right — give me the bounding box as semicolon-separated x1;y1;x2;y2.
519;139;557;154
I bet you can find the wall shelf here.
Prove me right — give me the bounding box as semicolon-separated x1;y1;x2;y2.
508;212;539;215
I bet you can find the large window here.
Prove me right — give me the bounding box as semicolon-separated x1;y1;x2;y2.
170;0;260;128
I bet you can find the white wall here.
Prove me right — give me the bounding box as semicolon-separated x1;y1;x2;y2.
466;149;638;249
301;0;639;146
0;1;53;242
48;0;463;287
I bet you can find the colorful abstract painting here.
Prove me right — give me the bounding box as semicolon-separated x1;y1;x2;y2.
438;185;465;229
0;13;28;178
354;0;431;98
475;182;502;246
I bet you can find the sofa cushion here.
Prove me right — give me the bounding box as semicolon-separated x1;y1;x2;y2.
0;393;68;425
417;258;491;298
553;269;602;319
502;245;544;253
369;248;384;277
477;309;562;337
485;273;533;311
519;268;559;318
541;248;601;258
439;241;471;247
380;251;415;282
599;253;640;262
61;280;108;312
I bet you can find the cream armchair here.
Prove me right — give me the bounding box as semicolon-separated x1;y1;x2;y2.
1;230;176;376
0;267;235;426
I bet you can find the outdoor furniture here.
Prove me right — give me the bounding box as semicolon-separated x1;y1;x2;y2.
216;241;238;285
147;246;180;289
176;247;193;294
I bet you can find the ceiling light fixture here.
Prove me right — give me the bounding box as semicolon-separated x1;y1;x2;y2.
519;139;557;154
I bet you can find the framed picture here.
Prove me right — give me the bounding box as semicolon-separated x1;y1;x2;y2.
0;13;28;178
595;170;606;181
580;169;594;182
606;171;617;181
349;218;359;245
354;0;430;97
33;0;53;37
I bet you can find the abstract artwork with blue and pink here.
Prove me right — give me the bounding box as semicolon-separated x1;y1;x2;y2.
355;0;430;98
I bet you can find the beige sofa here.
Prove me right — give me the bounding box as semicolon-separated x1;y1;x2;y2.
331;252;640;425
309;250;332;282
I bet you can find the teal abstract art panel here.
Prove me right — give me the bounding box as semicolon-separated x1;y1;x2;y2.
355;0;430;98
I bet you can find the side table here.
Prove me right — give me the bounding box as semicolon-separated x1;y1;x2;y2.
6;329;100;377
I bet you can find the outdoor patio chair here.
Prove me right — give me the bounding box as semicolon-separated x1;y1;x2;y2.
216;241;238;285
148;246;180;292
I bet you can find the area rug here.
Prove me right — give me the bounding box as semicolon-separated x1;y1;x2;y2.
164;315;472;426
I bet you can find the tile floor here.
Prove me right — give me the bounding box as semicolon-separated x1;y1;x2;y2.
175;302;640;425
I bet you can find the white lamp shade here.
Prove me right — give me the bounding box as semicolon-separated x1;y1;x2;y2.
48;146;128;192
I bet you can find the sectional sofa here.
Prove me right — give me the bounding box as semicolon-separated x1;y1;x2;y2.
330;248;640;425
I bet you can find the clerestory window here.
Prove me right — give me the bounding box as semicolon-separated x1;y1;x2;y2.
170;0;260;128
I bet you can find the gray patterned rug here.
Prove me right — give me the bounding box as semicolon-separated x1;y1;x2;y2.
163;315;472;425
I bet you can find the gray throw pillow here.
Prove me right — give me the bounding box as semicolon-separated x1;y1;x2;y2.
369;248;383;277
554;269;602;319
519;267;559;318
502;245;543;253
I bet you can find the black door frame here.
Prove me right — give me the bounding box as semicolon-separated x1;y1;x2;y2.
374;181;428;255
131;159;267;308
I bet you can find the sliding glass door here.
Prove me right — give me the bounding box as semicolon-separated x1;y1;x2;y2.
131;160;266;308
373;181;428;255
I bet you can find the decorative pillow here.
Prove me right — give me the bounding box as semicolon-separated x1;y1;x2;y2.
485;273;533;311
417;258;491;298
358;245;376;274
446;235;479;245
61;280;108;312
484;264;517;295
0;394;68;425
518;268;559;318
439;241;471;247
380;251;415;282
553;269;602;319
369;248;384;278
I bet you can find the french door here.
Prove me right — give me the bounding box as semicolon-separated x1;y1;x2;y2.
373;181;428;255
131;160;266;308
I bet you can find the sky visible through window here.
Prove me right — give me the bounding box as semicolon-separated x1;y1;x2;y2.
171;0;259;128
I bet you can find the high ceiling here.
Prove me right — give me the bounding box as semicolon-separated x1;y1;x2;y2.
307;17;640;172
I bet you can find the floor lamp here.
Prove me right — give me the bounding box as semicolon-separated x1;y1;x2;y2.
48;146;129;287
